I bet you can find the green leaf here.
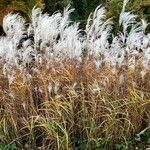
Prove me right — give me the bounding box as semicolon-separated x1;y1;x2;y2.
135;135;141;142
147;137;150;144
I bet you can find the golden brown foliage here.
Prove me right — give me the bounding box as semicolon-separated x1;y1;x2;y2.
0;57;150;149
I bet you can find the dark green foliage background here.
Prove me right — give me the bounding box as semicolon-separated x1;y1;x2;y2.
0;0;150;27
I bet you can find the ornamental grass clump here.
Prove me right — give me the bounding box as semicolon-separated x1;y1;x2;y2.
0;0;150;149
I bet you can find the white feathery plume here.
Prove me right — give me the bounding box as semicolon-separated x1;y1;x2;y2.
141;19;150;33
122;0;130;12
31;7;42;28
85;5;113;58
119;12;137;34
3;13;25;37
53;23;82;60
59;4;74;33
86;5;105;39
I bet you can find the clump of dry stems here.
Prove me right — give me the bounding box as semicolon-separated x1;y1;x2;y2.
0;57;150;149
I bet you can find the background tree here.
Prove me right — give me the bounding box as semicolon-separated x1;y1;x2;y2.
105;0;150;33
0;0;44;24
0;0;150;30
43;0;70;14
